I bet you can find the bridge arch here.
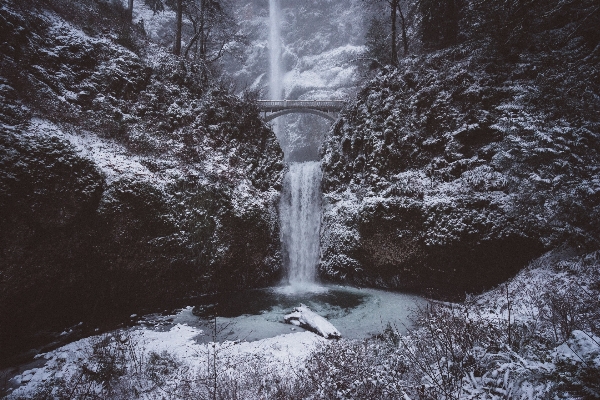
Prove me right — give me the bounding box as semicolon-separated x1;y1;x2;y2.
257;100;345;124
263;108;337;122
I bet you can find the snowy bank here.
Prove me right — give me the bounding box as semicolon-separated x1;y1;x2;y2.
7;325;326;399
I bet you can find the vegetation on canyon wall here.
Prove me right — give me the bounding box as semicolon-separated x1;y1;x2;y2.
320;0;600;296
0;0;283;362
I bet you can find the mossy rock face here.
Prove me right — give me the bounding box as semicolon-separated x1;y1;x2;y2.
0;131;104;359
319;193;545;298
0;0;284;362
0;130;282;362
320;11;600;296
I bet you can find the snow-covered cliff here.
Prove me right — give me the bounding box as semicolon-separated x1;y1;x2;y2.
319;1;600;297
0;0;283;361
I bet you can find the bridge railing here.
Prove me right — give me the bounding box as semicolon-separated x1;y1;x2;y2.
257;100;346;111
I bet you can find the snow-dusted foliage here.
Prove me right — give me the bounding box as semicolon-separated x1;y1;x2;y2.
320;0;600;295
292;250;600;400
6;250;600;399
5;326;325;400
0;0;283;362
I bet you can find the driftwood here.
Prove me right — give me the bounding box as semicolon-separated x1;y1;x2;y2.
284;304;341;339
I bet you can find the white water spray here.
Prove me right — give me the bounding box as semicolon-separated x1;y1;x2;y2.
269;0;322;289
280;162;322;287
269;0;283;101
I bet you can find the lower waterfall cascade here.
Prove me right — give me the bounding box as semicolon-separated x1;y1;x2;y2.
279;161;323;288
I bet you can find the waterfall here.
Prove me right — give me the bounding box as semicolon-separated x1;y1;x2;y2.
269;1;322;289
269;0;283;101
280;162;322;287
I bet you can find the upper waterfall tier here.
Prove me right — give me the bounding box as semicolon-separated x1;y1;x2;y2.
269;0;283;101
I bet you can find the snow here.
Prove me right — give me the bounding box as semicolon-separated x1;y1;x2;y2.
219;331;326;370
554;330;600;367
23;116;269;207
284;304;342;339
4;0;599;397
5;285;426;397
282;45;364;95
8;324;325;398
27;118;158;186
128;0;178;47
8;249;598;399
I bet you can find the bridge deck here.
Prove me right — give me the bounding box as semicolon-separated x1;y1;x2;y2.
257;100;345;112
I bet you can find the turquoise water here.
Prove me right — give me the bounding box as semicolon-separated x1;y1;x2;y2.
139;285;426;343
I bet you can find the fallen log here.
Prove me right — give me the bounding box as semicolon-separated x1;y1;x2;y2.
284;304;341;339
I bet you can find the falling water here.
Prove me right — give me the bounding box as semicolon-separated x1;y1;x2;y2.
269;0;322;288
269;0;283;101
280;162;322;287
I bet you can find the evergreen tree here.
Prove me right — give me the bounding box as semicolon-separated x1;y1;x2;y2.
364;0;413;68
365;16;392;66
419;0;461;50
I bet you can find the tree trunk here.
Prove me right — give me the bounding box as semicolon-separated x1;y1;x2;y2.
184;31;200;59
199;0;206;60
390;0;398;66
174;0;183;56
397;1;408;56
447;0;459;46
128;0;134;22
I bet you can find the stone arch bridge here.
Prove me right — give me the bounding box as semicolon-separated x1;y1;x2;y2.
257;100;345;122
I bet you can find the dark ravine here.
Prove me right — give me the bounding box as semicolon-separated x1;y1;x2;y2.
1;0;599;371
2;0;600;397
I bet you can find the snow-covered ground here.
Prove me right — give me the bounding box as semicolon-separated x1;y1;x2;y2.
5;251;600;399
7;326;325;399
5;285;425;398
27;118;158;186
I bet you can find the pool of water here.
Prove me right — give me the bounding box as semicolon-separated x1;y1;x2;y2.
138;285;426;343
